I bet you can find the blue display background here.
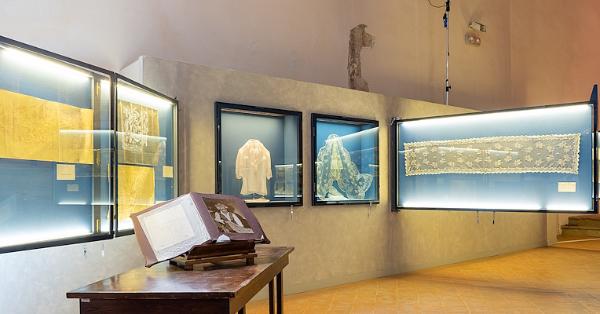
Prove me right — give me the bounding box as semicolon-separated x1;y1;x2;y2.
0;48;111;245
220;110;300;202
397;104;594;211
315;119;379;201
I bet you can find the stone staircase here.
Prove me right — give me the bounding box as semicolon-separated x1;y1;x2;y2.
561;215;600;238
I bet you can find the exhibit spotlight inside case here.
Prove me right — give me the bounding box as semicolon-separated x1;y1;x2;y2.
0;37;113;251
311;114;380;205
216;102;302;206
116;77;178;233
393;97;597;213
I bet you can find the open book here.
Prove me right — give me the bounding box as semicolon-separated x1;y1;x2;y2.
131;193;270;266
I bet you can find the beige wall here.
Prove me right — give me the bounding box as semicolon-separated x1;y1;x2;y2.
0;0;513;109
509;0;600;243
510;0;600;107
127;56;547;294
355;0;512;109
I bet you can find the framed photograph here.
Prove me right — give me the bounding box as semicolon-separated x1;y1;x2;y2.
311;113;380;205
215;102;302;207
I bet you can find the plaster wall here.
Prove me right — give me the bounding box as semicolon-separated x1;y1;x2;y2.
0;0;512;109
129;56;547;294
509;0;600;243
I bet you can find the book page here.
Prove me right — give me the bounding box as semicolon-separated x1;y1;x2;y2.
143;204;195;251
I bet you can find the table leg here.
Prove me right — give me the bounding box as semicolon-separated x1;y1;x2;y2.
238;306;246;314
269;280;275;314
276;272;283;314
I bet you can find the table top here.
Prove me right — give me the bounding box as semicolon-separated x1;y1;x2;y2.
67;245;293;300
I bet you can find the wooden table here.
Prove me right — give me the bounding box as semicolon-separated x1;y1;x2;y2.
67;246;293;314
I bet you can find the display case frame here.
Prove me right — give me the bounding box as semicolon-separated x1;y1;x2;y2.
114;74;179;237
0;36;116;254
215;102;303;208
391;86;599;213
311;113;380;206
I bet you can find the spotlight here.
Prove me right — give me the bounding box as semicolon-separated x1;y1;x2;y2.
469;21;486;32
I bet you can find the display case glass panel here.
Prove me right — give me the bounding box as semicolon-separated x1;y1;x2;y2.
116;77;177;233
216;103;302;207
0;38;113;252
311;114;379;205
394;102;597;212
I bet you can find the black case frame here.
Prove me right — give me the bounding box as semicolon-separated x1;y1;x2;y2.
114;75;179;237
311;113;380;206
390;86;599;214
215;102;303;208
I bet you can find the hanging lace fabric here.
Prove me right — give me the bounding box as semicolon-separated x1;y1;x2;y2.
316;134;373;200
404;133;581;176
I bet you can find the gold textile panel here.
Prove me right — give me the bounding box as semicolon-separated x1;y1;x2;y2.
0;88;94;164
117;100;163;166
404;133;581;176
117;165;155;223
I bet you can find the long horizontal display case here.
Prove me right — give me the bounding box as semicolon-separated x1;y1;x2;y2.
392;87;598;213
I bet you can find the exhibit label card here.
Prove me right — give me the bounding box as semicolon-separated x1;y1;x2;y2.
162;165;174;178
56;164;76;181
558;182;577;193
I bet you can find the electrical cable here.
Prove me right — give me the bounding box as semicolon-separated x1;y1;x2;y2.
427;0;445;9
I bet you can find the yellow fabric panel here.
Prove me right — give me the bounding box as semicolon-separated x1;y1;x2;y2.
8;91;59;162
0;88;94;164
117;165;155;223
117;100;163;166
58;104;94;164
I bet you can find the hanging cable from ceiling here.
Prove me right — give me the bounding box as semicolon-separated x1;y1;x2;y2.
426;0;451;105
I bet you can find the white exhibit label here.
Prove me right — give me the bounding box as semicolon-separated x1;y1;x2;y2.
557;182;577;193
56;164;76;181
162;165;174;178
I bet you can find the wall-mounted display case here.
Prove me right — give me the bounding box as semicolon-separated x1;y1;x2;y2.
0;36;179;253
215;102;302;207
0;36;114;252
311;114;379;205
392;90;598;213
116;76;178;234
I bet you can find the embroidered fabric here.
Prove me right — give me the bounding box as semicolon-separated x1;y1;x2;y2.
0;88;94;164
316;134;373;200
404;133;581;176
117;100;164;166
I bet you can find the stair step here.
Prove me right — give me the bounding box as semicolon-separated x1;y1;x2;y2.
561;224;600;237
568;215;600;228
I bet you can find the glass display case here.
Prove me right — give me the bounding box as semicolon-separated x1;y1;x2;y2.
0;37;113;252
393;98;597;213
115;76;178;233
311;114;379;205
216;102;302;207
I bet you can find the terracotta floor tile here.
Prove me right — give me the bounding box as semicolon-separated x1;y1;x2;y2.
246;240;600;314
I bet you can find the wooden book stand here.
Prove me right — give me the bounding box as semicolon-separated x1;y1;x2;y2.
170;241;257;270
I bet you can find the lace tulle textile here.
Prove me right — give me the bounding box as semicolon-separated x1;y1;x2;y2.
404;133;581;176
316;134;373;199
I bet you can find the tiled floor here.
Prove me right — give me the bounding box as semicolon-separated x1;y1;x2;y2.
247;240;600;313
